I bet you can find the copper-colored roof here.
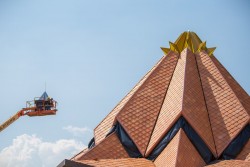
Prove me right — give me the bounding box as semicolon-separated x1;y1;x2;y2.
154;129;206;167
117;52;179;155
236;139;250;161
77;158;155;167
94;56;165;144
67;31;250;167
77;133;129;160
206;160;250;167
196;51;249;156
146;49;216;156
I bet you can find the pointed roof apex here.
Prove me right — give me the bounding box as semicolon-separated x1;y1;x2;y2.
161;31;216;55
39;91;49;100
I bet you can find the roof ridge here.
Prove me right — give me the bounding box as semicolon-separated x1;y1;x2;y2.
116;52;179;155
145;50;187;156
71;148;87;160
196;50;249;156
144;51;180;156
94;55;166;132
175;129;183;166
204;52;249;117
211;55;250;114
206;52;250;154
94;55;166;144
180;48;188;118
193;50;218;157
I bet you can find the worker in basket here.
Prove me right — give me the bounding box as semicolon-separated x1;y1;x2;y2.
45;97;53;110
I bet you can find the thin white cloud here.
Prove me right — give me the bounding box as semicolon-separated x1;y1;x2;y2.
63;125;91;136
0;134;86;167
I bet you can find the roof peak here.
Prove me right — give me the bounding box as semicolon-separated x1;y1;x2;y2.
161;31;216;56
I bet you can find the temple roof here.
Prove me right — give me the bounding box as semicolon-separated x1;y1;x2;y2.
58;32;250;167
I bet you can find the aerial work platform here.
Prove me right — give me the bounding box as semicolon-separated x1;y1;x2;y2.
0;91;57;132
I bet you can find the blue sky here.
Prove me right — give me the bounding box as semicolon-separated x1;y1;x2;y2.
0;0;249;166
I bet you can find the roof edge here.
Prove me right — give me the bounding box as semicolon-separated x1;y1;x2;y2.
57;159;92;167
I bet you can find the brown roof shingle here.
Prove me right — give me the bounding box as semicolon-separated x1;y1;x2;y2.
146;50;186;155
94;56;165;144
77;133;129;160
154;129;206;167
181;49;216;156
196;51;249;156
117;51;179;155
154;129;181;167
211;56;250;115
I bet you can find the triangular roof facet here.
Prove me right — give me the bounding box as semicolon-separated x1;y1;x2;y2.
196;51;249;156
78;133;129;160
146;49;216;156
154;129;206;167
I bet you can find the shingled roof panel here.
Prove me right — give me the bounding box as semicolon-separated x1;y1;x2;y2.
211;56;250;115
146;50;185;155
196;51;249;156
117;52;179;155
78;133;129;160
154;129;206;167
147;49;216;156
153;128;181;167
94;56;165;144
181;49;216;156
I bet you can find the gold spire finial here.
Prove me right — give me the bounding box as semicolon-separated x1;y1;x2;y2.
161;31;216;56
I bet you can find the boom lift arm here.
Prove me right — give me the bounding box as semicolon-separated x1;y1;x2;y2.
0;108;29;132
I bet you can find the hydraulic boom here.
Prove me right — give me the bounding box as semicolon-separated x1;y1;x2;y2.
0;109;26;132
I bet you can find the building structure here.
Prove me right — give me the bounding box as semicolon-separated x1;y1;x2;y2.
58;31;250;167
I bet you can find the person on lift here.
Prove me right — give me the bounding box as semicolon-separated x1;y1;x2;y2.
45;97;53;110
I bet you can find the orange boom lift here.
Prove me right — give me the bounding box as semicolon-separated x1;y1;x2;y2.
0;92;57;132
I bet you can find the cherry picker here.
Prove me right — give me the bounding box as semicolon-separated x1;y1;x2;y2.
0;92;57;132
